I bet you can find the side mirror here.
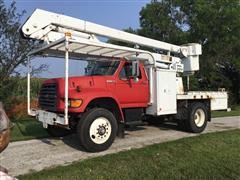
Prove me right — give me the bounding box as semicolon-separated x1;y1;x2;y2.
131;61;139;81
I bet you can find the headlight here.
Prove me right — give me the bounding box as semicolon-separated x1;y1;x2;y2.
68;99;83;108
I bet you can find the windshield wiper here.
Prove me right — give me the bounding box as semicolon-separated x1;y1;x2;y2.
90;73;103;76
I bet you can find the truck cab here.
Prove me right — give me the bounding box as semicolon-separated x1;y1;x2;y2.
39;59;149;114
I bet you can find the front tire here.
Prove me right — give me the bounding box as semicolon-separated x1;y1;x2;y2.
77;108;117;152
186;102;208;133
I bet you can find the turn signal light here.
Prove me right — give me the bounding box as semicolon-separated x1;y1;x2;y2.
69;99;83;108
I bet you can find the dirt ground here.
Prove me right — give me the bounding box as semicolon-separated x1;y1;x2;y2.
0;116;239;176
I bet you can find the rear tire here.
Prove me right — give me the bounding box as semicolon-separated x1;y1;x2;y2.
186;102;208;133
46;125;72;137
77;108;117;152
177;120;187;131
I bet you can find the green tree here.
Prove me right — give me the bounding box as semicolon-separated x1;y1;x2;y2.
139;0;188;45
179;0;240;104
138;0;240;104
0;1;47;106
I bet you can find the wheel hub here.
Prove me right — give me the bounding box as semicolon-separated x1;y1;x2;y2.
98;125;106;136
89;117;111;144
194;109;205;127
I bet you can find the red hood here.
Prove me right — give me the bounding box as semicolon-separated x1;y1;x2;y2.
43;75;113;97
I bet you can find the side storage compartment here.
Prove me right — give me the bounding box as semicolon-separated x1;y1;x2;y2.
146;69;177;115
210;92;228;111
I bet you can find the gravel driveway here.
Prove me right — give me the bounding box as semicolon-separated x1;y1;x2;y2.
1;116;239;176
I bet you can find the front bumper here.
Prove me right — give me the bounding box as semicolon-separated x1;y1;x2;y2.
37;110;67;128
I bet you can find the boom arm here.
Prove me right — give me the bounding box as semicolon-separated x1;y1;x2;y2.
21;9;201;58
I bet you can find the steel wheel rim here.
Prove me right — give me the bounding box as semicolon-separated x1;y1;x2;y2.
194;109;205;127
89;117;112;144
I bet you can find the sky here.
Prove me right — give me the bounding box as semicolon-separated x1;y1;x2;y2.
9;0;149;78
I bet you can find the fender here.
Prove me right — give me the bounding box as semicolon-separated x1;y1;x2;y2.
68;90;125;122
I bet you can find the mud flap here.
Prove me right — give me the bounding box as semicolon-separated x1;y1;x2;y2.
117;123;125;138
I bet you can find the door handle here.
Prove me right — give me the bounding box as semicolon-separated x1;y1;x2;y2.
106;80;116;83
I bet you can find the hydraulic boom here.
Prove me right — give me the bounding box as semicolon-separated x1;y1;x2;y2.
21;9;201;59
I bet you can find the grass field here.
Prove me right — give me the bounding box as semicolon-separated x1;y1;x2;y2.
18;129;240;180
212;105;240;117
11;118;49;142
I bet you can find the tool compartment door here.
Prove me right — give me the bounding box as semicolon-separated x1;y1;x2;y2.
147;69;177;115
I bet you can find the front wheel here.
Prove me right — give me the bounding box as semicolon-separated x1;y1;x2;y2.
186;103;208;133
77;108;117;152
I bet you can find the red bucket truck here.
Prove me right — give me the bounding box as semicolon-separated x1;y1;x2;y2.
21;9;229;152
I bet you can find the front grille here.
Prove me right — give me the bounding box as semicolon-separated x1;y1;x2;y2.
39;83;57;111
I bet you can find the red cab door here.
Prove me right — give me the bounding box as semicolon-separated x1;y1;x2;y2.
115;62;149;108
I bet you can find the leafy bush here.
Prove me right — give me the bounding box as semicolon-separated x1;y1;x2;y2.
1;77;43;119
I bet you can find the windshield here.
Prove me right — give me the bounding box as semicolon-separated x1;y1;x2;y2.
86;60;120;76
